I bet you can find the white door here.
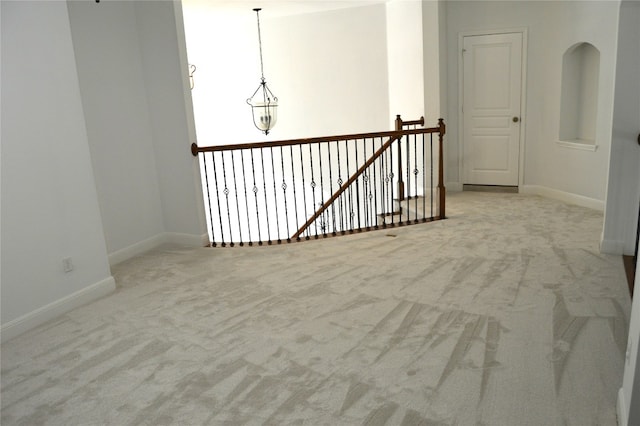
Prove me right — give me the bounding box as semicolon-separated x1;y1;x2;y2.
462;32;523;186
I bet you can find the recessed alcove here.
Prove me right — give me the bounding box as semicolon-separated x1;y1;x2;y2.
559;42;600;146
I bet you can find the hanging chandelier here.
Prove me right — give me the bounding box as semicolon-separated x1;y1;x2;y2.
247;8;278;135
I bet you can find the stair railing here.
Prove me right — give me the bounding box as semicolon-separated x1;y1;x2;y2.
191;115;445;246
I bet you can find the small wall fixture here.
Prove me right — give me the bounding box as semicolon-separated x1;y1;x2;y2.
188;64;196;90
247;8;278;135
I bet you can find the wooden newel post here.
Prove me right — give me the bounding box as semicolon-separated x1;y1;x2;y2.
395;115;405;201
437;118;446;219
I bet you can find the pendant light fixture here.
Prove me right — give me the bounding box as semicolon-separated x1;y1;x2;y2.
247;8;278;135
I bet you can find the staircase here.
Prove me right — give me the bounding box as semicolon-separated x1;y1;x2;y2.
191;115;446;246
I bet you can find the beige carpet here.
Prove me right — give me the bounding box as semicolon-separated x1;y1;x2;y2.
1;192;630;425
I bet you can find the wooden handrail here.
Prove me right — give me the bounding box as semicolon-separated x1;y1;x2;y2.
398;116;425;127
191;126;442;155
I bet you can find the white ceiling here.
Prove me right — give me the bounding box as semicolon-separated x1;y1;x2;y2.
182;0;388;18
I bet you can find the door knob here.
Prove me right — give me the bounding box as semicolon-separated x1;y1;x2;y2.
512;117;520;123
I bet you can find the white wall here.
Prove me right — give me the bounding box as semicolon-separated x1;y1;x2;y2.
444;1;619;204
611;2;640;425
182;3;391;144
602;1;640;256
134;1;207;241
68;0;207;262
1;1;114;338
383;0;442;127
181;3;257;145
67;1;166;255
265;3;390;137
423;0;443;123
1;0;208;341
387;0;425;127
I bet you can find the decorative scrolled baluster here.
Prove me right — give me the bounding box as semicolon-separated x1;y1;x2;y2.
298;145;309;241
327;142;336;236
202;152;216;246
239;150;253;245
259;148;272;244
229;150;243;245
309;144;318;239
279;146;291;242
219;152;233;246
289;146;300;242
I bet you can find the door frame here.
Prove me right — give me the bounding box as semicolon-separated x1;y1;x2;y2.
457;28;528;187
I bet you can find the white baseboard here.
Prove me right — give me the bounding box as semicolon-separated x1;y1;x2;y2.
618;387;628;426
108;234;166;266
108;232;209;266
1;276;116;343
600;238;626;255
519;185;604;212
165;231;210;248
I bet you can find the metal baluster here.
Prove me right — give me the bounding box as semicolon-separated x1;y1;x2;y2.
345;139;353;232
344;141;350;232
372;138;379;230
342;140;349;233
430;133;434;219
327;141;336;235
280;146;291;242
362;139;369;229
388;140;392;226
250;149;263;245
317;143;326;237
380;146;386;227
413;135;420;223
269;147;282;244
259;148;272;244
211;153;226;246
368;161;374;228
336;140;345;234
220;151;234;246
309;144;319;239
239;150;253;245
298;145;309;240
354;139;361;231
405;133;410;225
230;150;244;245
290;146;301;242
202;153;216;246
421;134;426;222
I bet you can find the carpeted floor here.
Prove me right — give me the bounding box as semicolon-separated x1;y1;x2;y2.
1;192;631;425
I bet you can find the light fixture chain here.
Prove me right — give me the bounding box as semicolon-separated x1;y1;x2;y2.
248;8;278;135
254;8;265;81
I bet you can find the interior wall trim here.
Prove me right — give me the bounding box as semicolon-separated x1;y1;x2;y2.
520;184;604;211
618;387;628;426
0;277;116;343
108;232;209;266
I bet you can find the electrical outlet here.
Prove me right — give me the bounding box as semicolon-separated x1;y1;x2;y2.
63;257;74;273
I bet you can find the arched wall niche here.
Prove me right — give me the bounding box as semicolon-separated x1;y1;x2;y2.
559;42;600;144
